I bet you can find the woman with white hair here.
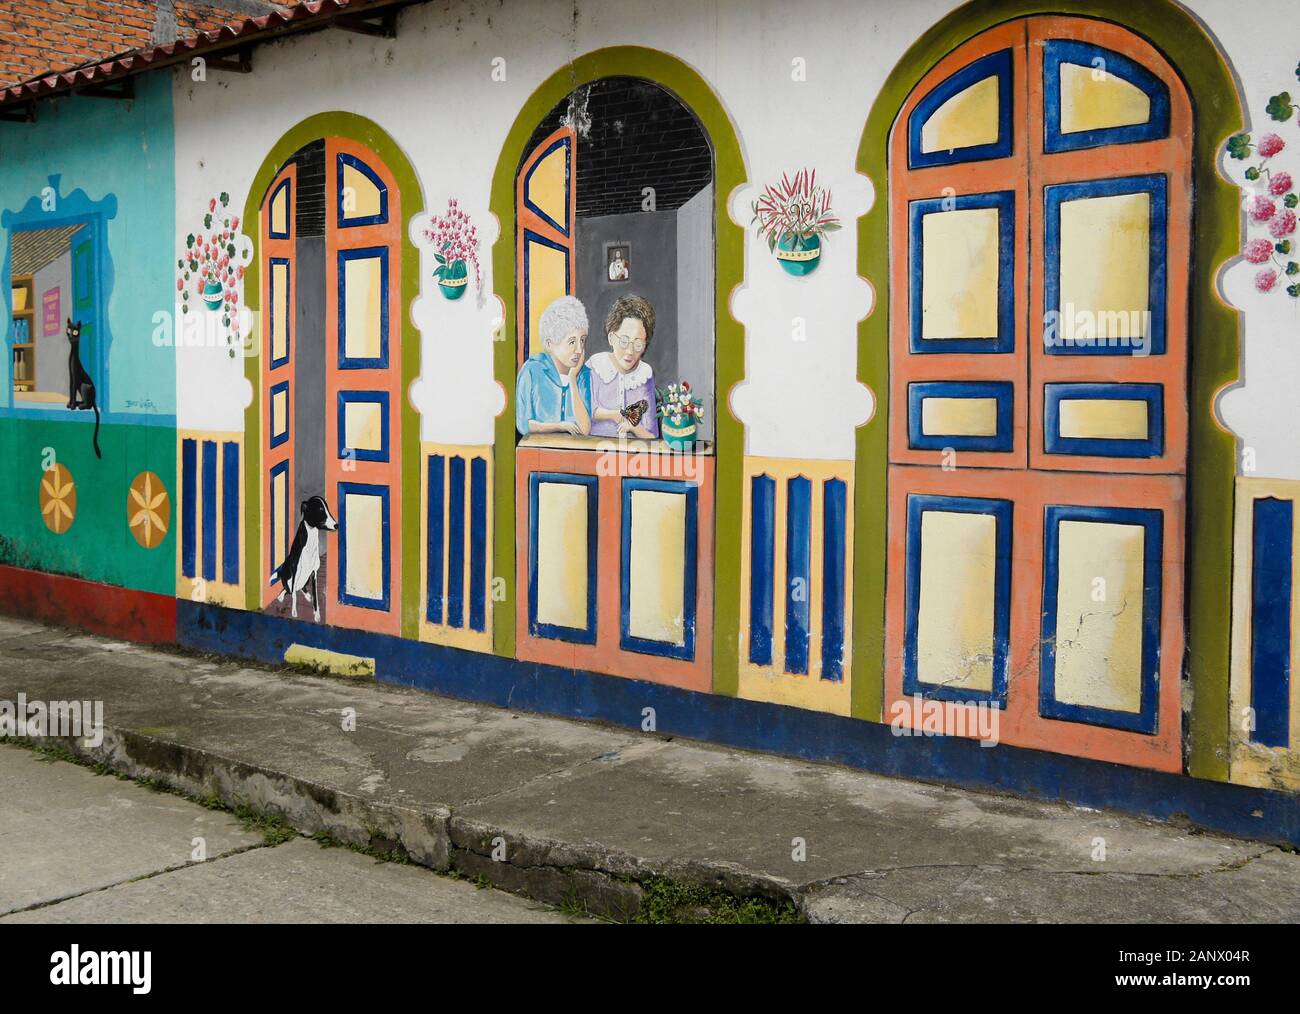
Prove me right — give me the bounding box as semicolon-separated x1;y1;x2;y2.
514;295;593;436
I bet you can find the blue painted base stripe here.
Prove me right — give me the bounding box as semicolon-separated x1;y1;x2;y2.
177;598;1300;850
1252;498;1293;748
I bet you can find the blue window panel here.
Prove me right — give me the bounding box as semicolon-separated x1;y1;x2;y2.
268;178;292;239
522;230;572;360
469;457;488;634
522;135;571;235
426;455;445;625
269;380;290;449
527;472;598;645
336;390;390;463
821;479;847;683
268;257;291;369
447;456;466;629
222;442;240;585
1040;504;1163;734
907;380;1015;452
201;441;218;583
181;438;197;579
1043;382;1164;458
908;49;1014;169
908;190;1016;354
336;482;392;611
1043;40;1171;154
785;476;812;675
268;460;289;584
336;152;389;227
749;475;776;666
903;494;1012;706
1043;174;1167;357
619;478;698;662
337;246;389;370
1251;498;1294;748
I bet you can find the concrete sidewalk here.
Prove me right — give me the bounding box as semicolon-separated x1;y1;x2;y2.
1;613;1298;923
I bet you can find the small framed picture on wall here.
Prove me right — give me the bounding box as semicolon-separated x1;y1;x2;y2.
605;243;630;283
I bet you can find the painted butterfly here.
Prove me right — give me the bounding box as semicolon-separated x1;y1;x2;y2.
621;400;648;427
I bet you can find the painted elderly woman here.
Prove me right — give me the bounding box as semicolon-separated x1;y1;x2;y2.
583;294;659;439
515;295;593;436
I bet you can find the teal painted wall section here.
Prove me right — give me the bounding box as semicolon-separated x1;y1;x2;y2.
0;75;177;594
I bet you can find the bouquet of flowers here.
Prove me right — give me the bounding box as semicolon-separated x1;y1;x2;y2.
656;380;706;427
750;168;841;251
423;197;481;294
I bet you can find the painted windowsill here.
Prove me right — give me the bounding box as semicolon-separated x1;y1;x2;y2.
519;433;715;456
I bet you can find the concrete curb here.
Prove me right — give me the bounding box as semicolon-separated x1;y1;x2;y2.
17;727;804;922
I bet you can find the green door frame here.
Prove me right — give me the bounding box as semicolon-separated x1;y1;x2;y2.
850;0;1244;780
488;47;749;693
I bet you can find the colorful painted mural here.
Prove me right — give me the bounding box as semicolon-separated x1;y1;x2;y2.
3;0;1300;832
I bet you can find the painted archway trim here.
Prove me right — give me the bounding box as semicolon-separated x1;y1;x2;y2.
851;0;1243;781
240;112;425;637
488;46;748;692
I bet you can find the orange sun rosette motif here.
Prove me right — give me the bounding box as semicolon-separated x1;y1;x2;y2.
127;471;171;550
39;463;77;535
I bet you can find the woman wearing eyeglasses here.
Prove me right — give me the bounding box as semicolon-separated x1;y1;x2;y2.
584;294;659;439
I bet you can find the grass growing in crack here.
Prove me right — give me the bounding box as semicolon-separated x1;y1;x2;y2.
631;877;803;925
309;830;412;865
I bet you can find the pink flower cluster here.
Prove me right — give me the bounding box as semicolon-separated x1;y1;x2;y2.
422;198;481;290
178;193;247;343
1234;128;1297;298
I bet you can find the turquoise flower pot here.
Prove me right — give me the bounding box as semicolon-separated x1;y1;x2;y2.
775;232;821;276
202;279;225;311
438;260;469;300
662;418;697;450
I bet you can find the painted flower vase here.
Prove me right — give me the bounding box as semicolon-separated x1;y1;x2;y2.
202;279;225;311
775;232;821;276
662;417;698;450
438;259;469;300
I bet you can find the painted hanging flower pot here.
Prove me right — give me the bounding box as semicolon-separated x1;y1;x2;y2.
201;276;225;311
657;381;706;450
752;168;841;277
424;198;481;301
178;192;250;358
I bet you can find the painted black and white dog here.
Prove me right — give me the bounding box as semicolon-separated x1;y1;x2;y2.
275;496;337;622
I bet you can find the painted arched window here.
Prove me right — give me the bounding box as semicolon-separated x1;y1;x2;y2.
885;16;1192;771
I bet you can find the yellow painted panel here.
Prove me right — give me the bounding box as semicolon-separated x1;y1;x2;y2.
1060;63;1150;134
528;145;568;230
270;261;289;363
1059;399;1149;441
526;240;568;358
270;185;288;237
535;481;589;630
916;511;996;692
344;400;383;452
922;207;1000;340
343;255;383;361
343;491;385;602
1053;520;1145;713
628;489;687;646
341;162;382;221
920;74;1001;154
1059;193;1150;340
921;397;999;437
271;387;287;440
271;468;287;572
285;644;375;678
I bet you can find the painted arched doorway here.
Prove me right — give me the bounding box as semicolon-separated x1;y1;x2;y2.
880;14;1201;772
488;48;749;695
242;115;424;640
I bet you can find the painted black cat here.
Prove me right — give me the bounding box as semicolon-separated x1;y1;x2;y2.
65;318;101;459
